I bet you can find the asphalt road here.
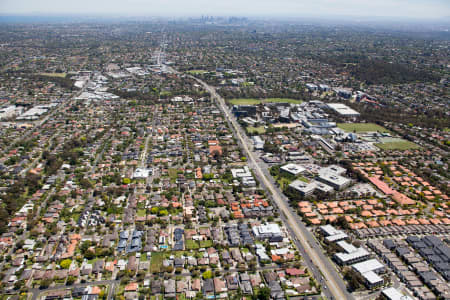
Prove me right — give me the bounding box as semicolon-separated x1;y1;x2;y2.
183;71;353;300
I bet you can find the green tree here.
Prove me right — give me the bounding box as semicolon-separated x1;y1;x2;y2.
60;259;72;269
256;286;270;300
202;270;213;279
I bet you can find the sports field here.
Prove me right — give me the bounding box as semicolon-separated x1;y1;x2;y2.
338;123;390;133
39;72;67;78
228;98;303;105
186;70;208;75
375;138;420;150
246;126;266;134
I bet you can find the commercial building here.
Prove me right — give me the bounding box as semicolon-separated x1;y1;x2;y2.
16;104;58;120
333;88;353;99
320;225;348;243
289;180;316;197
0;105;22;120
251;136;265;150
381;287;414;300
232;105;257;118
252;223;283;241
317;172;351;191
327;103;360;117
280;163;306;176
319;84;330;92
334;241;370;265
132;168;152;179
317;166;351;191
231;166;256;187
306;83;318;91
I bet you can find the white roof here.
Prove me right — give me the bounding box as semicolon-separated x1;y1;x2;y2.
133;168;151;178
281;163;306;175
272;248;289;255
253;223;282;236
325;233;348;242
231;166;252;178
318;172;351;187
334;249;369;263
320;224;342;236
315;181;335;193
337;241;357;253
320;165;346;176
382;287;414;300
327;103;360;116
352;259;384;274
362;271;383;284
289;180;316;193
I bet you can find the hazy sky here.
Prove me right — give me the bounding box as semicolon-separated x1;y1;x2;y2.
1;0;449;19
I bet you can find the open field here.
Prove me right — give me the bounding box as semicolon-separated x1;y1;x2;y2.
272;123;300;128
38;72;67;78
246;126;266;134
375;139;421;150
186;70;208;75
338;123;390;133
168;168;178;183
150;252;164;273
228;98;303;105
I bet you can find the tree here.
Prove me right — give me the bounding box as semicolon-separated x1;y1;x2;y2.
60;259;72;269
202;270;213;279
122;178;131;184
202;173;214;181
256;286;270;300
66;276;76;285
40;278;52;289
14;280;23;290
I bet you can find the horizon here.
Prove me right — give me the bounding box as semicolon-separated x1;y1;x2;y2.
1;0;449;21
0;13;449;26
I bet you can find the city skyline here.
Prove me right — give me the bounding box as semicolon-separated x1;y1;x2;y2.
1;0;450;19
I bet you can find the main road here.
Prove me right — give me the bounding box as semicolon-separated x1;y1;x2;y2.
177;68;353;300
